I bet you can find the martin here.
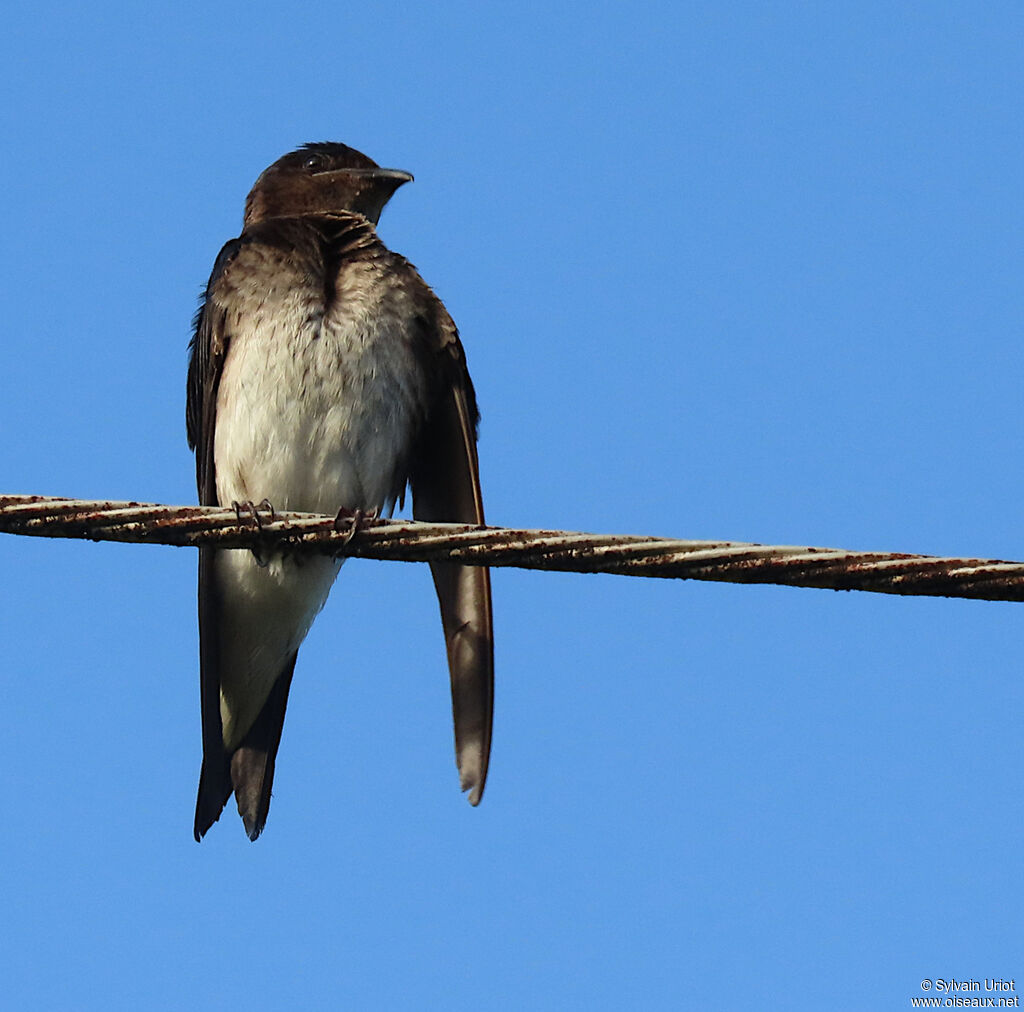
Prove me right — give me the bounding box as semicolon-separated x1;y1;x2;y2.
186;142;493;840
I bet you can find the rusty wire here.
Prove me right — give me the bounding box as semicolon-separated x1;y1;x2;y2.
1;493;1022;603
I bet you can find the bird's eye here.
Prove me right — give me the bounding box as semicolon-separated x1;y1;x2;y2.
303;154;324;171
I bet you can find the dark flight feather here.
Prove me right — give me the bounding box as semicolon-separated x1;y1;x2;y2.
411;307;494;804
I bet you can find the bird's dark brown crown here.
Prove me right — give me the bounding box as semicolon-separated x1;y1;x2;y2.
269;142;381;174
243;142;410;227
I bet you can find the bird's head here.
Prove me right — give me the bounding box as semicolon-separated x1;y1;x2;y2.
243;142;413;227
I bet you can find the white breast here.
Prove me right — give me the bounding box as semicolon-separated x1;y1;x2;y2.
214;255;426;516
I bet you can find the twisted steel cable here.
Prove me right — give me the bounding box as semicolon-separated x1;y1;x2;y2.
0;493;1021;602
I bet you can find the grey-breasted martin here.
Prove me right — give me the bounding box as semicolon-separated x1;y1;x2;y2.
186;142;493;840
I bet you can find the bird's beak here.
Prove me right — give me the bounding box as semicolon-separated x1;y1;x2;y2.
374;168;414;186
314;167;414;186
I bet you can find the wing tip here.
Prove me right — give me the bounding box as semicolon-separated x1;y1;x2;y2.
193;761;232;842
193;810;221;843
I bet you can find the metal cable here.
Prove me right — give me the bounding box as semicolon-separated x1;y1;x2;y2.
0;493;1020;602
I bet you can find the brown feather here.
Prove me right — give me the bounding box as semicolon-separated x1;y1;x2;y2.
411;319;494;804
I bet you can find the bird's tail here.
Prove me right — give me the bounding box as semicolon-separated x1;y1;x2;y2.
194;653;298;842
229;654;298;841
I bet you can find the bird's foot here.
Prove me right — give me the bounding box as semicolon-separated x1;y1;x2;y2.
232;499;277;566
332;506;380;555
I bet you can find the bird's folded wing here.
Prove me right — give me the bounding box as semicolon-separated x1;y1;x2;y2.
187;238;240;839
410;325;494;805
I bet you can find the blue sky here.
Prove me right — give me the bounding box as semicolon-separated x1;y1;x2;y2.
1;3;1022;1009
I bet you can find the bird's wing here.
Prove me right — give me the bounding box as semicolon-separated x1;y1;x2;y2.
410;307;494;805
187;238;242;839
187;237;241;499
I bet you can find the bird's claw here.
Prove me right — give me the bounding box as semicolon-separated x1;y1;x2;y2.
232;499;277;566
332;506;379;555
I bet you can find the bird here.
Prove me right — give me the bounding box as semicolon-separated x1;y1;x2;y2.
185;142;493;841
